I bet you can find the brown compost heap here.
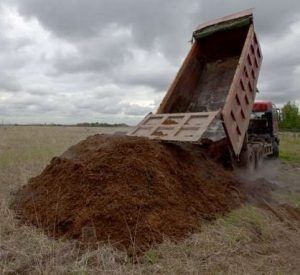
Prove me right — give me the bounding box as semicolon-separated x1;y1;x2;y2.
14;134;244;252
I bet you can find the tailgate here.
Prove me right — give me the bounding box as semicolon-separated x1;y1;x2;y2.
127;111;219;142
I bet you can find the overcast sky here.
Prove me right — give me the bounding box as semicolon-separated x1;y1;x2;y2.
0;0;299;125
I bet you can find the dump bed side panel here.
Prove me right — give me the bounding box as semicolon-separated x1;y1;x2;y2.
221;25;262;156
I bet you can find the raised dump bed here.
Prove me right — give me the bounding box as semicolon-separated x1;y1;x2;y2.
128;9;262;156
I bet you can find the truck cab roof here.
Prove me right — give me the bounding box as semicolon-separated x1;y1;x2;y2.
253;101;273;112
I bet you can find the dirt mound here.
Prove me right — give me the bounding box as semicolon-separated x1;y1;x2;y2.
13;134;243;252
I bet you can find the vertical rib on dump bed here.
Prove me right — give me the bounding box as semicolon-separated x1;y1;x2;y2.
128;10;262;156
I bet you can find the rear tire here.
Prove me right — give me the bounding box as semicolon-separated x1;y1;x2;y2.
272;141;279;158
255;147;264;169
240;147;256;173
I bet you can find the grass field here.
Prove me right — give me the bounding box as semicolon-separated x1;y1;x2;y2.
0;126;299;273
279;132;300;163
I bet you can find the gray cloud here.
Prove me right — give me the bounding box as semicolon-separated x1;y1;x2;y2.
15;0;196;50
0;0;299;124
197;0;300;36
0;73;21;92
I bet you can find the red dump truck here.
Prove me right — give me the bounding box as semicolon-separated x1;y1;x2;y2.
128;10;279;171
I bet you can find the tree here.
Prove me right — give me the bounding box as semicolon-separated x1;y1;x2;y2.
279;101;300;130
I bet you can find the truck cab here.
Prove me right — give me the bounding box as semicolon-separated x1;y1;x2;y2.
248;101;280;157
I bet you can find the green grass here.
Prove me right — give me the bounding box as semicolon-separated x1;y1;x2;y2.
221;206;266;228
279;132;300;163
217;206;269;246
273;193;300;208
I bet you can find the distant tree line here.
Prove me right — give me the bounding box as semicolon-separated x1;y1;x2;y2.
1;122;129;127
279;101;300;131
75;122;128;127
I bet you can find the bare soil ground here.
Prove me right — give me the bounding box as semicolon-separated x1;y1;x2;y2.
0;126;299;274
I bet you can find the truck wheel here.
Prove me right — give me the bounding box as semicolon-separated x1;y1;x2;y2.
272;141;279;158
240;147;256;173
255;147;264;169
248;149;256;173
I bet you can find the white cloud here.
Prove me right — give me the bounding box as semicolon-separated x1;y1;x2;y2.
256;18;300;105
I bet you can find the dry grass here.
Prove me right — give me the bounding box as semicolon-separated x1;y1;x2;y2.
1;126;300;274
